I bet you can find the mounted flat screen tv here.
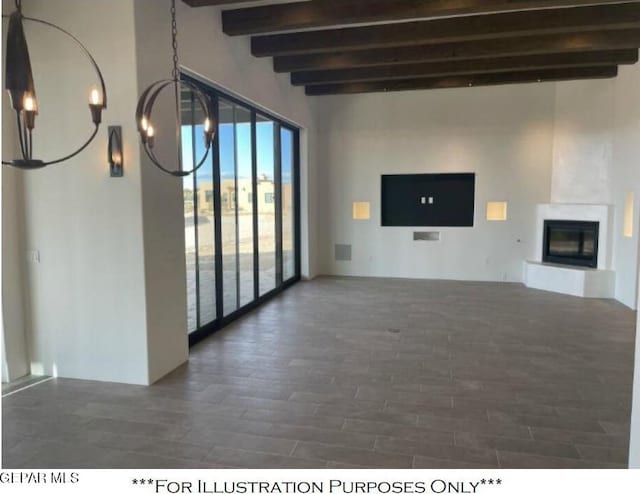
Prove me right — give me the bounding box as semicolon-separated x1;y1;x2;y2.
381;173;476;227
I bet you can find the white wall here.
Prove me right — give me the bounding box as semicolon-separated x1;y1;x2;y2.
611;64;640;309
316;84;555;281
1;101;29;383
1;170;29;384
551;80;614;205
5;0;151;384
550;65;640;309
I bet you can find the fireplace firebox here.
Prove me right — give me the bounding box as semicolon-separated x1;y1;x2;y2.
543;220;599;268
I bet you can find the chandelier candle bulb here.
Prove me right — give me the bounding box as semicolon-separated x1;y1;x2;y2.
90;87;102;106
139;116;149;143
89;87;104;125
23;95;36;112
146;125;155;148
23;94;37;130
204;117;215;146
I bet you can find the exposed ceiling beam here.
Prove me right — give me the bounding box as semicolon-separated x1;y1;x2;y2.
183;0;264;6
304;66;619;95
252;3;640;57
291;49;638;86
222;0;639;36
274;29;640;72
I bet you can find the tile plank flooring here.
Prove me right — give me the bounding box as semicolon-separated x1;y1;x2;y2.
2;277;636;469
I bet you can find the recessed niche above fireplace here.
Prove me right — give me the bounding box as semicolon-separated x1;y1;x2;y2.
543;220;599;269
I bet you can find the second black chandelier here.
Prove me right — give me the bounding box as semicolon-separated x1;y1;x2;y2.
136;0;215;178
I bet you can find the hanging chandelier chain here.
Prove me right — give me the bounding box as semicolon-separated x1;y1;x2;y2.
15;0;22;13
133;0;214;177
170;0;179;81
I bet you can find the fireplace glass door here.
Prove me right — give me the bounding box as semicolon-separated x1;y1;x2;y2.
543;220;599;268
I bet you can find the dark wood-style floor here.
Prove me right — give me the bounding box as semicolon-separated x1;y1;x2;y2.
2;277;636;469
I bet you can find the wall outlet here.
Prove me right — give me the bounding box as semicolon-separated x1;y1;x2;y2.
27;250;40;263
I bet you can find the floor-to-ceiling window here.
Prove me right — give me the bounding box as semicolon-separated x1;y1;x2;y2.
256;115;277;296
219;99;239;317
235;106;255;309
281;127;297;282
182;88;217;335
181;76;301;345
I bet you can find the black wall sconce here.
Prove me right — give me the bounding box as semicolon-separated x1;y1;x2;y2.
108;126;123;177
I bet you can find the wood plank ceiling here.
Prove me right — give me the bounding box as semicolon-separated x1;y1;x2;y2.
182;0;640;95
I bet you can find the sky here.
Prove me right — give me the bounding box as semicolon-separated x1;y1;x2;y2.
181;121;293;188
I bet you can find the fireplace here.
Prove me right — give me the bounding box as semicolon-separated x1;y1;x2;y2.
543;220;599;268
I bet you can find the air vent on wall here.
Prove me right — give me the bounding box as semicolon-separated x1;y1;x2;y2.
414;232;441;241
335;244;352;261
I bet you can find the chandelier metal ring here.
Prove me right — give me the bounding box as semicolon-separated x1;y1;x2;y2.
136;78;215;178
2;4;108;169
135;0;215;178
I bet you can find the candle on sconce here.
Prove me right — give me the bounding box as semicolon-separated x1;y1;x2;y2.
108;125;124;178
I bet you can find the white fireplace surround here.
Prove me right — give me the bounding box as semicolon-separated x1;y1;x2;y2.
533;203;614;269
524;203;616;299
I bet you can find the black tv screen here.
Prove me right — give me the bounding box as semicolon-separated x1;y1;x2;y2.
381;173;475;227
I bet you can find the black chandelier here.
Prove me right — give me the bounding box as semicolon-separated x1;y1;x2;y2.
136;0;215;178
2;0;107;170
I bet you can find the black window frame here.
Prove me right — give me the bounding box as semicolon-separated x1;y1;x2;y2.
182;73;302;347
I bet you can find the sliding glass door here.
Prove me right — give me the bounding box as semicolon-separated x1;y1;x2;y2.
281;127;297;282
182;76;301;344
256;115;277;296
219;100;256;315
182;88;217;334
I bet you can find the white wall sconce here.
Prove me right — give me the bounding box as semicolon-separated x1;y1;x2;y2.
353;202;371;220
624;192;635;238
486;201;508;221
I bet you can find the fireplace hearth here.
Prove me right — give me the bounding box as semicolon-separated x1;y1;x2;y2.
543;220;599;269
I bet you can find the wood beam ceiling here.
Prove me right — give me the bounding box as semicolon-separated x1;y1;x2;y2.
274;30;640;72
304;66;619;95
182;0;640;95
291;49;638;86
219;0;635;36
183;0;259;6
251;3;640;57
